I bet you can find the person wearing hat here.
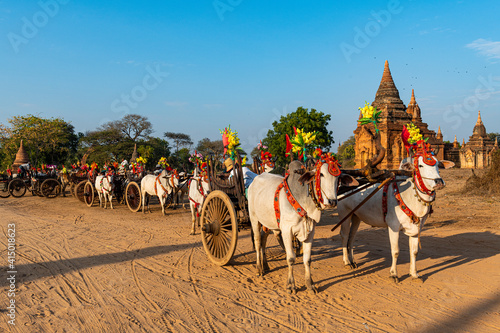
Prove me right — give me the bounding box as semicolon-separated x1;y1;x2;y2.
224;158;234;173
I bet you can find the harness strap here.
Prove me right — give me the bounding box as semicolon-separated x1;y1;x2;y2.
154;174;170;197
274;174;308;227
188;178;206;217
393;182;420;224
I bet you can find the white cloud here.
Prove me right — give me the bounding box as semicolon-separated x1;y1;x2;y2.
466;38;500;60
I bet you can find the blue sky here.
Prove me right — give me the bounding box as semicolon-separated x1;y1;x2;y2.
1;0;499;154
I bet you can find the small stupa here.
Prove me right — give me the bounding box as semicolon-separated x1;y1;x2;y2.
11;140;30;172
131;143;138;162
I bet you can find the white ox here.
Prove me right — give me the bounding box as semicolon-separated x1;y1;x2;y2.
187;172;210;235
337;155;454;282
95;174;114;209
174;174;189;209
140;170;178;215
248;160;357;294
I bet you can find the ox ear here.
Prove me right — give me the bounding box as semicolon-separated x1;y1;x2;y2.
438;160;455;169
400;159;414;172
339;174;359;187
297;170;315;185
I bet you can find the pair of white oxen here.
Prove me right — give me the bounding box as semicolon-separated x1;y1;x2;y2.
246;154;451;295
94;170;182;214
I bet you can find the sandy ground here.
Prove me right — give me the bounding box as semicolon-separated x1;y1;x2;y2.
0;169;499;333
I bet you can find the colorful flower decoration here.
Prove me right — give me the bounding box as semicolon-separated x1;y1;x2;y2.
220;125;241;159
257;141;268;150
136;156;147;165
158;157;169;169
285;127;318;162
403;123;424;144
61;166;68;174
401;123;435;165
189;151;203;165
358;101;381;133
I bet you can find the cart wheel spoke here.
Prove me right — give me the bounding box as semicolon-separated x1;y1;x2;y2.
200;191;238;266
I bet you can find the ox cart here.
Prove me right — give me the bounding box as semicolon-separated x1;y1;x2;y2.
7;170;62;198
125;170;191;213
125;172;143;212
199;132;413;267
199;154;249;265
83;173;126;208
0;172;12;198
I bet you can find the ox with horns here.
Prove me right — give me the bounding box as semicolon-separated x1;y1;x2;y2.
337;135;454;282
248;154;358;294
140;169;178;215
95;173;115;209
188;168;210;235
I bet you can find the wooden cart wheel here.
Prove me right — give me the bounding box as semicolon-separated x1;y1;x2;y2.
0;181;10;198
41;179;61;198
200;190;238;266
8;179;27;198
74;180;87;202
69;183;76;197
84;181;95;207
125;181;142;212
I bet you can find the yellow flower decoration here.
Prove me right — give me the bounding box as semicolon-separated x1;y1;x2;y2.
358;101;381;133
406;123;423;144
136;157;147;165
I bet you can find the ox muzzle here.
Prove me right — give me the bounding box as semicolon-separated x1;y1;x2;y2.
433;178;445;190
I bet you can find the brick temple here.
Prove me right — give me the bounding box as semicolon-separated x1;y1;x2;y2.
353;61;444;169
353;61;498;169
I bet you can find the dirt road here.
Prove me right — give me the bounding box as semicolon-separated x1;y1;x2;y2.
1;169;499;332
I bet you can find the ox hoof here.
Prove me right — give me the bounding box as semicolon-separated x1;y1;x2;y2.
307;286;318;295
411;276;424;284
286;286;297;294
390;276;399;284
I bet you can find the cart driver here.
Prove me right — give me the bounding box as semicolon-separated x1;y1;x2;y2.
225;158;258;190
18;162;31;178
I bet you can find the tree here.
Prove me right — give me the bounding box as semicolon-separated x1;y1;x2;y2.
164;132;193;153
79;127;134;165
0;114;78;168
262;107;334;167
101;114;153;142
337;136;356;169
488;132;499;144
195;138;224;161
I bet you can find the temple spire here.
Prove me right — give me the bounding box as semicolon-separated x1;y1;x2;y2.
436;126;443;140
372;60;406;119
476;110;483;125
406;89;422;121
472;110;487;137
131;143;138;162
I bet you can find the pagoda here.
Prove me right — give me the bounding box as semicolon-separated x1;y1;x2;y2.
354;61;444;169
131;143;138;162
11;140;30;173
460;111;497;168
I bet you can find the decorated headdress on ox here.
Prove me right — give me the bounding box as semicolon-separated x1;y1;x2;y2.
220;125;247;165
257;141;275;169
401;123;436;166
285;127;341;175
189;151;208;180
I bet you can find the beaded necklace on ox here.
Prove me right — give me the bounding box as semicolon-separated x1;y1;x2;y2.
274;154;341;227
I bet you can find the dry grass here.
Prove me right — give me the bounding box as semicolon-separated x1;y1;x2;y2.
462;151;500;195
